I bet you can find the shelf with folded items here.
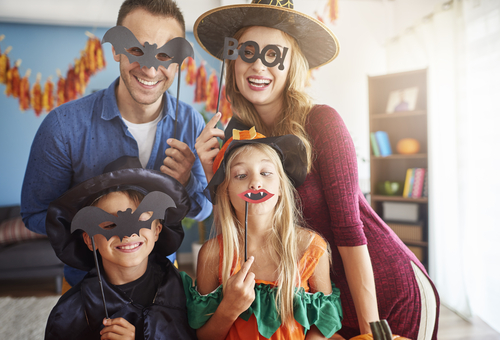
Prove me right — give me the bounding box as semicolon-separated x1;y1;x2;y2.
368;68;430;270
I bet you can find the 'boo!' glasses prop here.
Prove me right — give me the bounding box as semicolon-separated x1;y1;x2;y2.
215;37;289;114
71;191;176;319
101;26;194;140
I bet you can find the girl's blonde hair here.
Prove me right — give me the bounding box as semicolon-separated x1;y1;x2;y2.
225;27;314;172
214;143;306;328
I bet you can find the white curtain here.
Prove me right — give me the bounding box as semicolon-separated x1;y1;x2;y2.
386;0;500;332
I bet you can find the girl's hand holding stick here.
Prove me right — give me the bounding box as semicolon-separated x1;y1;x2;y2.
219;256;256;319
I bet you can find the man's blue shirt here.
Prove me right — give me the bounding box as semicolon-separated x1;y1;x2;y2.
21;78;212;284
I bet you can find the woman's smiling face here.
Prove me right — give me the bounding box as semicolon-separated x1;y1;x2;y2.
234;26;292;116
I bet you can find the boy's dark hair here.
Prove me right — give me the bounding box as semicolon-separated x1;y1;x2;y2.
91;189;145;207
117;0;185;34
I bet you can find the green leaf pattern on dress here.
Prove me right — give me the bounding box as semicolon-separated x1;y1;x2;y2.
181;272;343;338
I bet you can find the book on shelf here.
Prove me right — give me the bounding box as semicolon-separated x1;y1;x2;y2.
422;170;428;198
370;132;381;157
411;168;426;198
402;168;427;198
375;131;392;156
403;168;414;198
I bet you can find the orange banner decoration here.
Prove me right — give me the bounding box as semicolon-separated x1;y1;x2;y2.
85;34;97;75
1;33;106;116
194;63;207;103
31;73;43;116
95;38;106;71
5;59;21;98
205;71;219;112
325;0;338;23
184;57;196;86
219;85;233;126
19;69;31;111
43;76;55;112
74;58;86;96
85;35;106;75
56;70;66;107
0;44;11;84
64;66;77;102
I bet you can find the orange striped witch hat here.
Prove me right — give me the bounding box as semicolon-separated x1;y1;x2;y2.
207;126;308;203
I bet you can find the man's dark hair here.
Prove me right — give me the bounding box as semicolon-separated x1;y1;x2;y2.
117;0;185;34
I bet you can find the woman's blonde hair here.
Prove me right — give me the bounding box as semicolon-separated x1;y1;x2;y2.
214;143;306;328
225;27;314;172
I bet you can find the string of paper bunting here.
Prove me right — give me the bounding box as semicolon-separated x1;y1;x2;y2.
181;52;232;127
315;0;338;24
0;32;106;117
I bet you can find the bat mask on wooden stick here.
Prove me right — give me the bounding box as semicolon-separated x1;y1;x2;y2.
71;191;175;241
102;26;194;70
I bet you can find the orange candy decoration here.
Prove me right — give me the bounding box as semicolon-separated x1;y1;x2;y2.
396;138;421;154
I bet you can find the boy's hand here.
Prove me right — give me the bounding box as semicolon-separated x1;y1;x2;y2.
100;317;135;340
220;256;256;320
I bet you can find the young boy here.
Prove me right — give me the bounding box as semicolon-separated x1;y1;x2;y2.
44;156;196;340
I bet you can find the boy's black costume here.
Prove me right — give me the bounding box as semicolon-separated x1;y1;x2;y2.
44;156;197;340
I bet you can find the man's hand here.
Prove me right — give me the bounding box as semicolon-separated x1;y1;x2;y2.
195;112;225;183
161;138;196;186
100;317;135;340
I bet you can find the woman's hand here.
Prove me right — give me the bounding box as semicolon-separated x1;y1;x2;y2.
338;245;379;334
195;112;225;183
100;317;135;340
219;256;256;319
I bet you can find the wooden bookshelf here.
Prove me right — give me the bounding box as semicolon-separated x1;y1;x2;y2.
368;69;430;270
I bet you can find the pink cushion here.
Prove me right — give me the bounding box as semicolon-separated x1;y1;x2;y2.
0;217;46;245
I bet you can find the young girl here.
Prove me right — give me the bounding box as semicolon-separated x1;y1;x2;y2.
182;128;342;339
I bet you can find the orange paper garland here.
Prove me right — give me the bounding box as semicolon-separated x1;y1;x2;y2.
0;32;105;117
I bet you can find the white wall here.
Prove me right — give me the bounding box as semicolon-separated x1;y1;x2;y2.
392;0;446;35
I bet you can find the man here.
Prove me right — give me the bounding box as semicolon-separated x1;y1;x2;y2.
21;0;211;288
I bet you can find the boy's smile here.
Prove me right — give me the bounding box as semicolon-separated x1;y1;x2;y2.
115;240;144;252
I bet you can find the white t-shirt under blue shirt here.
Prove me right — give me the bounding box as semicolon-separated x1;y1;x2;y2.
122;112;162;168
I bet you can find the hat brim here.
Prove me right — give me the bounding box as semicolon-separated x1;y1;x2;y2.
207;134;308;203
46;168;190;271
194;4;340;69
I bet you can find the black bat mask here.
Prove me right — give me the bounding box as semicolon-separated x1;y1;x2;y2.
71;191;175;241
102;26;194;70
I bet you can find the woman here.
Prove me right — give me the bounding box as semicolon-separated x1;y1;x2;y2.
194;1;439;339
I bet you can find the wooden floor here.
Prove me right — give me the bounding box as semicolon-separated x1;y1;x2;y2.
1;270;499;340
